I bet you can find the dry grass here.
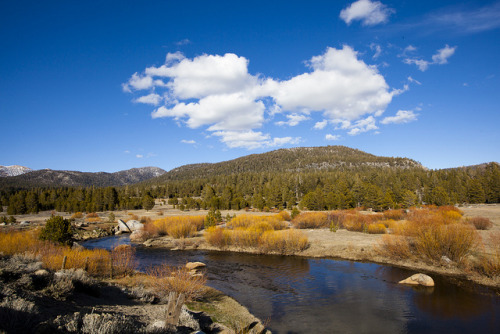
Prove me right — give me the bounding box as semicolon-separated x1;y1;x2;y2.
126;213;139;221
475;232;500;277
147;265;208;301
86;212;99;218
150;216;205;238
86;217;101;223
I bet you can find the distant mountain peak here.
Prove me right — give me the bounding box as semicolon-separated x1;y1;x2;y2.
0;165;33;177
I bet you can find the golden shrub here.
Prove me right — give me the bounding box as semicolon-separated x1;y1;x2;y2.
367;223;387;234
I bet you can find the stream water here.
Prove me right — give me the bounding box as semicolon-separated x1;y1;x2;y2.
83;235;499;334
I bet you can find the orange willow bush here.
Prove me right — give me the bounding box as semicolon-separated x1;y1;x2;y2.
291;212;331;229
413;224;478;263
150;216;205;238
227;214;286;230
0;230;135;277
382;209;406;221
467;217;493;230
204;227;231;248
380;206;479;264
343;213;383;232
258;230;309;255
367;223;387;234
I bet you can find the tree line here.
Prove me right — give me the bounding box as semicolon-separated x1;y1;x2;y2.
2;162;498;214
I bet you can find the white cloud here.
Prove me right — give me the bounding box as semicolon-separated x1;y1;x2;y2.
404;58;430;71
125;46;403;149
325;134;341;141
124;150;130;154
181;139;196;144
136;154;143;158
431;45;456;64
370;43;382;59
152;93;265;131
347;116;378;135
122;73;154;92
134;93;162;106
381;110;418;124
270;46;395;121
404;45;456;71
275;113;310;127
145;53;255;99
340;0;394;26
211;130;300;149
407;76;421;85
314;120;328;130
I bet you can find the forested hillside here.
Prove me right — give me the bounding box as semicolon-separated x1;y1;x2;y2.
0;167;166;189
146;146;422;184
0;146;498;214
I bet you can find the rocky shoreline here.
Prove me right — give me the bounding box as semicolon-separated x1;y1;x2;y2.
0;253;270;334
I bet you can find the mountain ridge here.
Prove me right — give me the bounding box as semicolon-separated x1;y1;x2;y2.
144;145;424;185
0;166;166;189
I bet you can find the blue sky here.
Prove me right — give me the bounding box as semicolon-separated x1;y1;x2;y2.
1;0;499;172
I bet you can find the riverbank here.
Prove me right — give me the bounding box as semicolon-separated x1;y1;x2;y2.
140;204;500;290
0;252;269;333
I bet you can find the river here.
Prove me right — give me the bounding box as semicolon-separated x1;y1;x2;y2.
83;235;499;334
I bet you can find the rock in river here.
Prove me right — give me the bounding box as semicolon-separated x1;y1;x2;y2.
399;273;434;287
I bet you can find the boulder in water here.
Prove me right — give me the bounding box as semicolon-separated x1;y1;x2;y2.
399;273;434;287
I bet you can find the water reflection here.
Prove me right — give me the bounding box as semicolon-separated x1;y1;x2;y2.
82;236;499;334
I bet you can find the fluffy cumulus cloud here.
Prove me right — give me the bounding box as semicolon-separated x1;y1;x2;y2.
340;0;394;26
134;93;162;106
404;45;457;71
381;110;418;124
325;134;341;141
124;45;405;148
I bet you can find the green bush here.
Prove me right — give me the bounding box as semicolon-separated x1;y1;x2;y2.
39;215;73;245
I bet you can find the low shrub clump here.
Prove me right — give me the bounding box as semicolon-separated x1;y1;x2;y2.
147;265;207;301
150;216;205;238
258;229;309;254
204;227;232;249
367;223;387;234
205;220;309;255
227;214;286;230
467;217;493;230
0;230;135;277
39;215;73;245
291;212;331;229
70;212;84;219
414;224;478;263
382;209;406;221
379;206;479;265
